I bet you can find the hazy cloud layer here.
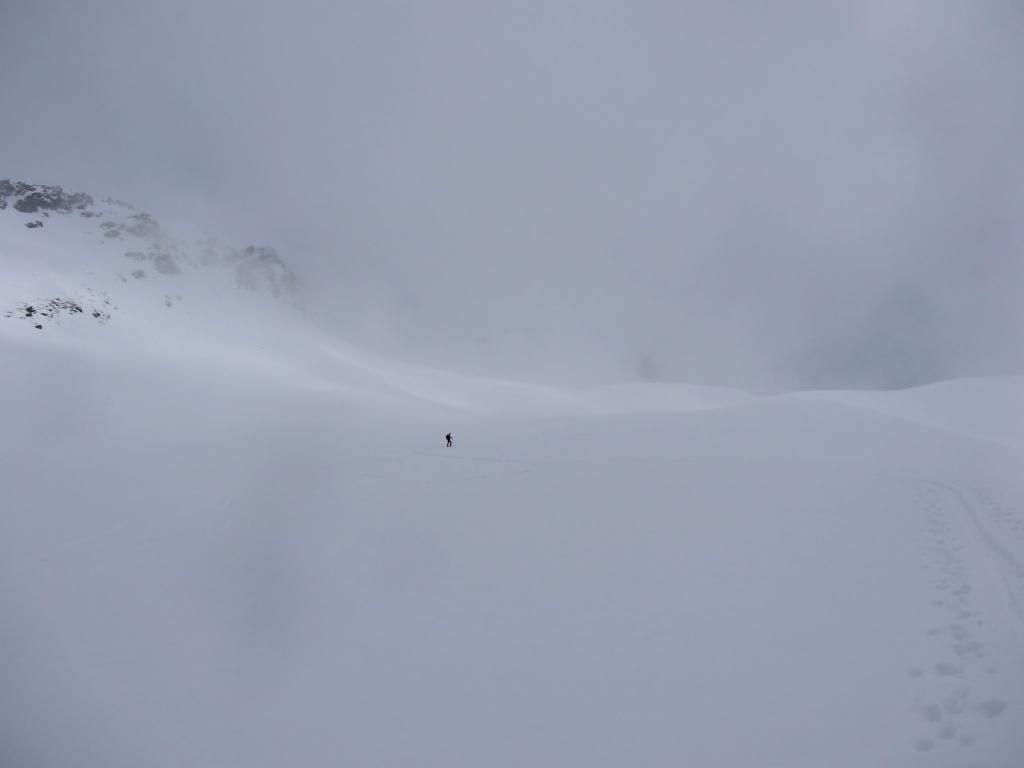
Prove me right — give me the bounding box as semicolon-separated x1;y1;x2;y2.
3;0;1022;389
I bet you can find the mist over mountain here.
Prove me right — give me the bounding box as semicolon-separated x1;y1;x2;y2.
0;177;301;361
3;0;1022;390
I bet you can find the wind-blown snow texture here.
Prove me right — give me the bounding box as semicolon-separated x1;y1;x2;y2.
2;183;1023;766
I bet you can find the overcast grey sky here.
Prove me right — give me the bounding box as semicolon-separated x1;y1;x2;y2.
2;0;1022;389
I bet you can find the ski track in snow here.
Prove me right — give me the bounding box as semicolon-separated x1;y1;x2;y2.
910;480;1024;756
948;483;1024;634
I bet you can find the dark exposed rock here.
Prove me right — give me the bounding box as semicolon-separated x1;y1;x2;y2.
34;324;42;329
125;213;159;238
5;180;93;214
235;246;298;302
153;252;180;274
25;220;43;229
9;298;97;326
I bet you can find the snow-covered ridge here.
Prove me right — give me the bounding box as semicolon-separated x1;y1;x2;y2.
792;377;1024;448
0;178;298;335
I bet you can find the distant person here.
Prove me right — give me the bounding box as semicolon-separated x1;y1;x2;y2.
445;432;453;448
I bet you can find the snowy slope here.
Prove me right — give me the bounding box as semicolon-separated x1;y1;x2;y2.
0;179;297;339
2;185;1023;767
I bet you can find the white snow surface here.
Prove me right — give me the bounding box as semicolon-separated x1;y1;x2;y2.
2;198;1024;767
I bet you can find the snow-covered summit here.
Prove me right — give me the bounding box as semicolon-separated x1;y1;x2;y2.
0;177;298;335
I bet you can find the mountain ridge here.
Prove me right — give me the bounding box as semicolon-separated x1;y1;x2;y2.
0;177;299;336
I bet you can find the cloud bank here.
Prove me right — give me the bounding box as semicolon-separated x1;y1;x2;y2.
2;0;1022;389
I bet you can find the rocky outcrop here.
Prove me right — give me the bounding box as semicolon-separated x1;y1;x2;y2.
2;178;302;323
197;239;299;304
153;252;180;275
233;246;298;301
0;179;93;214
4;296;113;327
101;212;164;240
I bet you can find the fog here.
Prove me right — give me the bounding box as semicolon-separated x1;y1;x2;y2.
3;0;1022;389
5;7;1024;765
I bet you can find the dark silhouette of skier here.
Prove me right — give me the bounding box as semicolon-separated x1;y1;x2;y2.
445;432;453;447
